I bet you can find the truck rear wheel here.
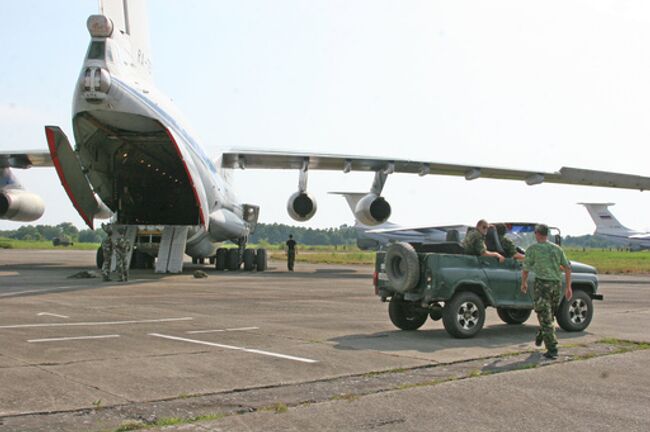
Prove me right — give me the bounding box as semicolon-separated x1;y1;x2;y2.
496;308;532;325
385;242;420;293
443;291;485;338
556;290;593;332
388;297;428;330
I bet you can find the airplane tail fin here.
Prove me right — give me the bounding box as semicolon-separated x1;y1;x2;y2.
329;192;366;223
99;0;152;79
578;203;634;234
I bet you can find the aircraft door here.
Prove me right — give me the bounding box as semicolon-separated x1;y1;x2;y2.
45;126;99;229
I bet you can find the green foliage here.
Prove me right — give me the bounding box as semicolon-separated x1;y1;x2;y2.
0;224;106;243
250;223;357;246
565;248;650;274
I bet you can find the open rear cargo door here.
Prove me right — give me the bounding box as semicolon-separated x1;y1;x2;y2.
45;126;99;229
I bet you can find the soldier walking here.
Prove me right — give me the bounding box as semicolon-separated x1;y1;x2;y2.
285;234;297;271
100;223;113;282
114;227;131;282
520;224;572;359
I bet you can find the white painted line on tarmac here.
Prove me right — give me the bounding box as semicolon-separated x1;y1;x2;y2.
149;333;318;364
28;334;120;343
0;286;78;298
37;312;70;319
0;317;193;329
186;326;260;334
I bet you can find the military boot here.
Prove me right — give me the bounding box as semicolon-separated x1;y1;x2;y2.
535;330;543;347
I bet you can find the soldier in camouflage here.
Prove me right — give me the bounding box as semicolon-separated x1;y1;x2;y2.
100;223;113;282
521;224;572;359
463;219;505;262
114;227;131;282
495;223;524;261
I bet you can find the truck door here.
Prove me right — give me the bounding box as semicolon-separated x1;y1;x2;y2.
479;257;521;306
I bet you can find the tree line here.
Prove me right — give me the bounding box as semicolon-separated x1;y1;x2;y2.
0;222;626;248
0;223;359;246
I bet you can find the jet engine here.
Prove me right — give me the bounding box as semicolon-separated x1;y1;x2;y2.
287;191;317;222
354;193;391;226
0;190;45;222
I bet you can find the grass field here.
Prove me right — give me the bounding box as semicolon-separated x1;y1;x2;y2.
2;238;650;274
0;237;99;251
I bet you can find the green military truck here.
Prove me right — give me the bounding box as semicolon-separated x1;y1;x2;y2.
373;223;603;338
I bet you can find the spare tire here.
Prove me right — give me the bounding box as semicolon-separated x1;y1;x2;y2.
385;242;420;293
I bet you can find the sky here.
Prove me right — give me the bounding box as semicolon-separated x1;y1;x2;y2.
2;0;650;235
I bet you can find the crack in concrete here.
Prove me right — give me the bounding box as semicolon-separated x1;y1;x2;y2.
1;339;646;432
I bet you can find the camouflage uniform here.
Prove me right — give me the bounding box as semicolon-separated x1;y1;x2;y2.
114;234;130;282
101;225;113;281
500;235;517;258
463;230;486;256
523;241;570;353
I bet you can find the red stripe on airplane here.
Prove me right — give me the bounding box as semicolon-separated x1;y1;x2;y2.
45;127;94;229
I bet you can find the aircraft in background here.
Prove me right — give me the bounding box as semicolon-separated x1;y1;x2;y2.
579;203;650;251
332;192;469;250
3;0;650;273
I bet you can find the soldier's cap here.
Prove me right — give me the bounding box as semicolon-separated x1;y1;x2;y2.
534;224;549;236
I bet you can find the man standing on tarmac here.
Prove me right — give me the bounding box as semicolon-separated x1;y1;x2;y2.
520;224;572;360
100;223;113;282
114;227;131;282
285;234;297;271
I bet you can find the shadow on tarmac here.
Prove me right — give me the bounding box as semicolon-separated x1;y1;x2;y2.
329;323;589;354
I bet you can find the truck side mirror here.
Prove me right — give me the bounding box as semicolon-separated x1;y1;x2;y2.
554;235;562;246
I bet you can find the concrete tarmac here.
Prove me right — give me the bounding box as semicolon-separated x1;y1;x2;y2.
0;249;649;431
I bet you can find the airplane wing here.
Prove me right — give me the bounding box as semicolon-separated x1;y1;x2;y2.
221;150;650;191
0;150;53;168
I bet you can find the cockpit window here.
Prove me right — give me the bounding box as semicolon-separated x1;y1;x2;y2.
87;41;105;60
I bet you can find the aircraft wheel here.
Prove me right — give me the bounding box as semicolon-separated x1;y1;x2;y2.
226;249;241;271
243;249;256;271
255;248;268;271
215;248;227;271
96;246;104;269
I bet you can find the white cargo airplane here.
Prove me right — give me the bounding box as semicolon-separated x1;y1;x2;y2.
579;203;650;251
3;1;650;272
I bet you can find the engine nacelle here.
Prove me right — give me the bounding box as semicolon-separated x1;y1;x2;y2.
0;190;45;222
354;193;391;226
287;191;317;222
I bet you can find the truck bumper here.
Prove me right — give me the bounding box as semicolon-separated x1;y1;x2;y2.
590;293;604;301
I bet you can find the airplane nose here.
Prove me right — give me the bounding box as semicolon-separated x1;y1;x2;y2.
82;67;111;103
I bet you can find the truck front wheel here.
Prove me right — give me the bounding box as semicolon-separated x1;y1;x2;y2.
556;290;593;332
388;297;428;330
496;308;532;325
443;292;485;338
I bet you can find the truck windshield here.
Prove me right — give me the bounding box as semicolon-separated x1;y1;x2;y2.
506;227;561;251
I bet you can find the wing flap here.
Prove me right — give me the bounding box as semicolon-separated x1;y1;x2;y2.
222;150;650;191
